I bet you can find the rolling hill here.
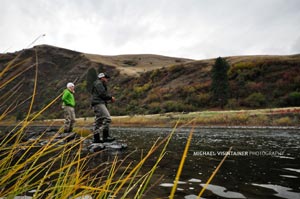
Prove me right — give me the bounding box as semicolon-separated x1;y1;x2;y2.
1;44;300;120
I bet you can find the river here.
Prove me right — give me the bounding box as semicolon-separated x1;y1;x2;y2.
0;126;299;199
108;127;300;199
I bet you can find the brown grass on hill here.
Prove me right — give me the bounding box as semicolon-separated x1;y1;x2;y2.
84;53;193;76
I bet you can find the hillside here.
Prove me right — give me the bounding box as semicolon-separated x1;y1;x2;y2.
84;53;193;76
0;45;300;121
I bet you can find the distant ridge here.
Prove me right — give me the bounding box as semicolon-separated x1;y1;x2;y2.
0;44;299;119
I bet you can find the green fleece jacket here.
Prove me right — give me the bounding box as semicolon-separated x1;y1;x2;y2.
62;89;75;107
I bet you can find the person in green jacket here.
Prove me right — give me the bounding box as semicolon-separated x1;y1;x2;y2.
62;82;76;133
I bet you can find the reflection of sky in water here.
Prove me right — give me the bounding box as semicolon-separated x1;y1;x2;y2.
280;175;298;178
252;184;300;199
184;195;206;199
180;183;247;199
284;168;300;173
200;184;246;198
276;156;295;159
188;178;202;183
160;181;187;187
160;180;247;198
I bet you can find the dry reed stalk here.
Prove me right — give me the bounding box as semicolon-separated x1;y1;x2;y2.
197;146;233;198
169;126;194;198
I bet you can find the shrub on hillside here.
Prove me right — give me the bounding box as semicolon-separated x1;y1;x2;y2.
150;69;162;82
225;98;239;109
228;62;255;78
128;99;146;113
145;88;171;103
176;86;197;99
162;100;195;112
123;60;138;66
246;81;264;92
147;102;162;114
185;93;211;107
168;64;184;73
133;83;151;97
244;92;266;107
145;92;161;103
286;91;300;106
165;64;185;80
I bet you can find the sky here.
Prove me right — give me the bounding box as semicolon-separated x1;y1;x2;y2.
1;0;300;60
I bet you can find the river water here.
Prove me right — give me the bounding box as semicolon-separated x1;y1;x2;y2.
109;127;300;199
1;126;299;199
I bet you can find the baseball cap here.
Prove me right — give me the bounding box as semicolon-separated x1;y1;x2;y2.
67;82;75;88
98;73;110;78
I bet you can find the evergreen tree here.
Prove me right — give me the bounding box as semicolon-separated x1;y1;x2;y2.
210;57;230;108
86;67;97;93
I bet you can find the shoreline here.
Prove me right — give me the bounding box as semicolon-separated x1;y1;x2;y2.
1;107;300;130
113;125;300;130
1;123;300;131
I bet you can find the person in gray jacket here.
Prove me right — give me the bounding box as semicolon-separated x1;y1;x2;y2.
91;72;116;143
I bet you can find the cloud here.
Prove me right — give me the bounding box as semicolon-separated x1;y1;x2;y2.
291;37;300;53
1;0;300;59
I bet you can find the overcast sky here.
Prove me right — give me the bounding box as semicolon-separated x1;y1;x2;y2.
1;0;300;60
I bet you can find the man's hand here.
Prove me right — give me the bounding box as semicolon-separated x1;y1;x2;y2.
111;96;116;103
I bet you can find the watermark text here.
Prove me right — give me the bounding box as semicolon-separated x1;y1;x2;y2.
193;150;285;157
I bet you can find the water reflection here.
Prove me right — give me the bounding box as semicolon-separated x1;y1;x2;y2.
284;168;300;173
111;127;300;199
252;183;300;199
200;184;246;198
1;126;299;198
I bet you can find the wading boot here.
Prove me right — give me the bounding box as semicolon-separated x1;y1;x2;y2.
103;128;115;142
93;132;103;143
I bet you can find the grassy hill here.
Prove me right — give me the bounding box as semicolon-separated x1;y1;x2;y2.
84;53;192;76
0;45;300;121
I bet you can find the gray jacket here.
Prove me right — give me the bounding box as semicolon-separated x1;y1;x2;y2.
91;79;112;106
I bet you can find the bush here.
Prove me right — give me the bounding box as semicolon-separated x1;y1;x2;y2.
186;93;211;107
286;92;300;106
123;60;138;66
228;62;255;78
133;83;151;97
248;114;269;125
244;92;266;107
228;113;250;125
168;64;184;73
274;117;293;126
162;100;195;112
246;81;264;92
145;92;161;103
180;86;196;98
162;101;180;112
147;102;162;114
226;98;239;109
